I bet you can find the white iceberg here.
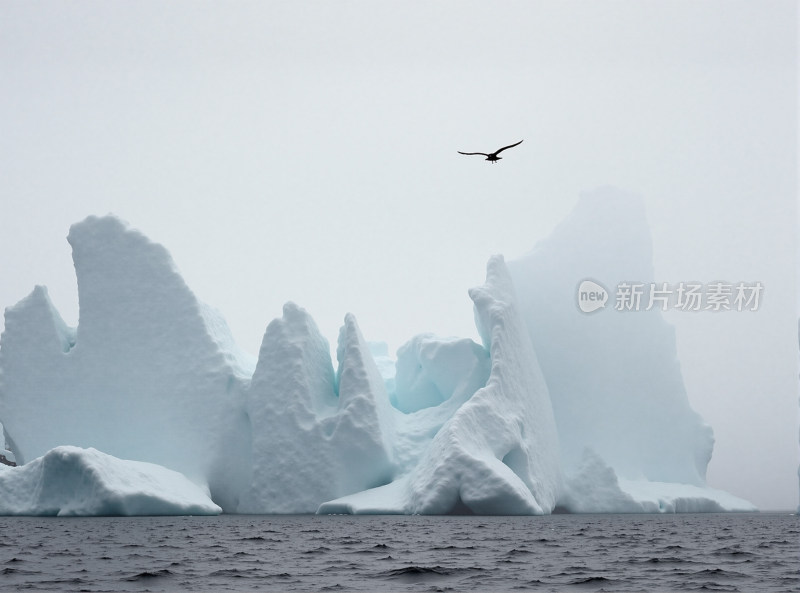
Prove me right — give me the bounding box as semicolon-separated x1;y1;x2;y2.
0;192;756;515
0;446;220;516
0;216;253;512
320;256;563;515
393;333;490;414
237;304;395;513
508;187;718;500
0;421;16;467
557;448;755;513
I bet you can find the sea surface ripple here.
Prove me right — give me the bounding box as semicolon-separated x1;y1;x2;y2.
0;512;797;592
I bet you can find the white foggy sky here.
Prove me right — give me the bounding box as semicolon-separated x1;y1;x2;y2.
1;1;797;509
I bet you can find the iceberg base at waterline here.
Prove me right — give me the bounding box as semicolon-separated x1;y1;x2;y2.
0;446;221;516
555;449;755;513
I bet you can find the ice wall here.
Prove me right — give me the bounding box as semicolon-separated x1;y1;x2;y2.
238;304;394;513
508;187;714;487
0;216;254;508
404;256;562;514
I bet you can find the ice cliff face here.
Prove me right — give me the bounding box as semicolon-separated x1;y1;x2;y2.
0;191;755;515
508;187;714;493
405;255;562;514
0;217;254;510
238;304;395;513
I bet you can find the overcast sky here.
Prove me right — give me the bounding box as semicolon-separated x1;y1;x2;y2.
1;1;797;509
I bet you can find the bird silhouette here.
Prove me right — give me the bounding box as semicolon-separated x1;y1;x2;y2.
458;139;523;163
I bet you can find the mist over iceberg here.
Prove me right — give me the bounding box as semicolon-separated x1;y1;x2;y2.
0;188;755;515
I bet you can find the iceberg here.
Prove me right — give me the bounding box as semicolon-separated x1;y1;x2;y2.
507;187;749;512
0;446;220;516
0;192;755;515
237;304;395;513
320;256;562;514
393;333;490;414
556;448;754;513
0;421;16;467
403;256;562;515
0;217;254;512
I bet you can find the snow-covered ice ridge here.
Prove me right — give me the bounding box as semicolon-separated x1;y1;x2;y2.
0;188;754;515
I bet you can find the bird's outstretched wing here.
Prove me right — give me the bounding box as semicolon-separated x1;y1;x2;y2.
458;151;490;156
494;139;523;155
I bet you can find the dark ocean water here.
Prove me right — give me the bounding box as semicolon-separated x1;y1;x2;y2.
0;513;797;592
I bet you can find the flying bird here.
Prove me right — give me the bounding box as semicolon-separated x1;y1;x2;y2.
458;139;523;163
